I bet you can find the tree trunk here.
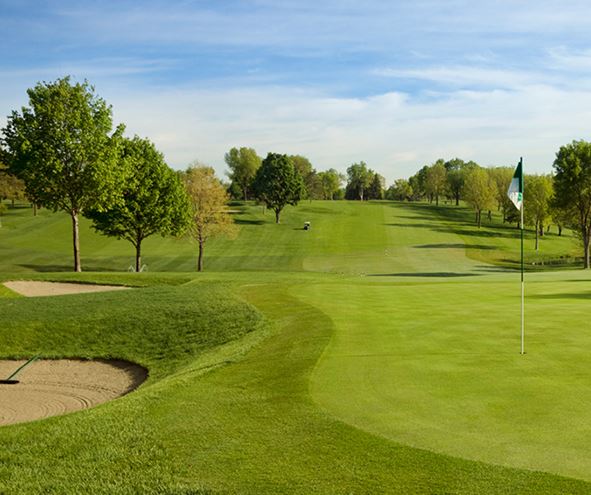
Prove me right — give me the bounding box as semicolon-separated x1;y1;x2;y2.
435;193;439;206
243;186;248;201
33;203;37;216
540;223;545;237
558;225;562;236
584;227;590;269
535;220;539;251
71;211;81;272
197;240;204;272
477;209;482;228
135;239;142;273
275;209;281;224
455;193;459;206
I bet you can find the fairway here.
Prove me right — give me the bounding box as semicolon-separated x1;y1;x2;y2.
1;200;591;493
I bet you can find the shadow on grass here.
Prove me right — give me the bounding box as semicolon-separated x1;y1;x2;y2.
17;263;120;272
368;272;481;278
529;292;591;300
414;243;496;250
234;218;266;226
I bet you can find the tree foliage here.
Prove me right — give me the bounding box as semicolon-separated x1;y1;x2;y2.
386;179;413;201
224;147;262;201
0;76;124;271
183;165;237;271
488;166;514;222
552;140;591;268
524;174;553;251
87;137;191;272
317;169;344;199
425;159;447;205
463;167;495;228
345;161;373;200
252;153;305;223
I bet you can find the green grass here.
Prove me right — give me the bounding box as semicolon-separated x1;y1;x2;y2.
1;199;591;493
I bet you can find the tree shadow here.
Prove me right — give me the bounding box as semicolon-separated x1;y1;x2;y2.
367;272;481;278
414;243;496;250
234;219;266;225
529;292;591;300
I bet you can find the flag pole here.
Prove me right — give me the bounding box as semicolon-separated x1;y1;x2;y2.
520;157;525;355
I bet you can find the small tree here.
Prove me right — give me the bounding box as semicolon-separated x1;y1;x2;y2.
183;165;237;271
524;174;553;251
317;168;344;200
87;137;191;272
425;159;447;205
463;167;495;228
367;173;385;200
1;77;123;272
252;153;305;223
553;140;591;268
224;147;262;201
489;166;514;222
346;161;373;200
386;179;413;201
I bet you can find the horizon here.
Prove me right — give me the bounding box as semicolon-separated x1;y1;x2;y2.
1;0;590;183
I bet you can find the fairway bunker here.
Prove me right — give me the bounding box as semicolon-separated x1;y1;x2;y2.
0;359;147;426
2;280;130;297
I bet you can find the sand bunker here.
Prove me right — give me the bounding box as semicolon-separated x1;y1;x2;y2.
3;281;130;297
0;359;146;426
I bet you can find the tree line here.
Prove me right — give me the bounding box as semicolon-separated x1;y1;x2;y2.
394;150;591;269
0;78;276;272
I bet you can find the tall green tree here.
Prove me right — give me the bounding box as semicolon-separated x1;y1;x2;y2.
489;166;514;222
463;167;495;228
1;77;124;271
425;159;447;205
86;137;191;272
367;172;385;200
183;165;237;272
553;140;591;268
386;179;413;201
317;168;343;200
524;174;553;251
346;161;373;200
224;147;262;201
408;165;429;201
252;153;305;223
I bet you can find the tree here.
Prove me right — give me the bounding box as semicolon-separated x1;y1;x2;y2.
317;168;343;200
386;179;413;201
183;165;237;271
425;159;447;205
408;165;429;201
444;158;470;206
553;140;591;268
0;162;26;207
523;174;553;251
224;147;262;201
367;173;385;200
289;155;320;199
1;77;123;272
346;161;373;200
252;153;305;223
87;137;191;272
489;166;514;222
463;167;495;228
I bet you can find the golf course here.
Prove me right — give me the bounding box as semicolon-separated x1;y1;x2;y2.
1;199;591;494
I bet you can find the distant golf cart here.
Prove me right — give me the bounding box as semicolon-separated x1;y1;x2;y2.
304;221;311;231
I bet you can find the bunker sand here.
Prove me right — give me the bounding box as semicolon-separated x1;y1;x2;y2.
0;359;146;426
3;280;130;297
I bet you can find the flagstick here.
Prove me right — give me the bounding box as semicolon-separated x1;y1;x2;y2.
520;158;525;355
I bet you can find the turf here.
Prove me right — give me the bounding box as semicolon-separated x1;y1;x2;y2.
1;199;591;493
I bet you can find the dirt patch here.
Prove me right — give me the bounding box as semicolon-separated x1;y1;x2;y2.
0;359;147;426
3;281;130;297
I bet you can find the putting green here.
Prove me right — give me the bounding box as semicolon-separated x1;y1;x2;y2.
297;269;591;480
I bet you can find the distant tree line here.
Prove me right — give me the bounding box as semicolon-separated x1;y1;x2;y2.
393;146;591;269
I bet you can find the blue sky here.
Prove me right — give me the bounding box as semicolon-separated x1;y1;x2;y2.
2;0;591;182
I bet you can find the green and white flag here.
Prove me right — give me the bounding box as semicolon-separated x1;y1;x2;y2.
507;158;523;210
